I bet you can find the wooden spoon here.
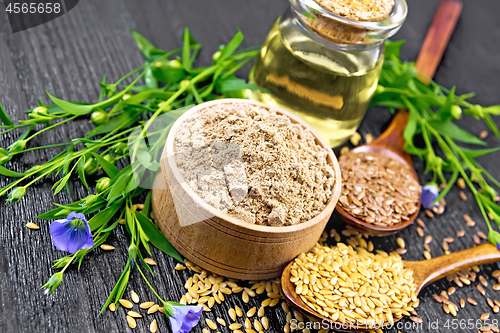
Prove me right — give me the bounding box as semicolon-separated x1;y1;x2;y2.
336;0;463;236
282;243;500;332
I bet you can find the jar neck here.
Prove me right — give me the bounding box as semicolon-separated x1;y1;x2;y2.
289;0;407;46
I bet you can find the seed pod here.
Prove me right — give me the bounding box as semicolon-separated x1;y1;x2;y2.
96;177;111;193
83;157;99;175
90;110;109;126
103;154;117;165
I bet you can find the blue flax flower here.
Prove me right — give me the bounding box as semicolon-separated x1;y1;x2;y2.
49;212;93;254
169;304;203;333
421;183;439;209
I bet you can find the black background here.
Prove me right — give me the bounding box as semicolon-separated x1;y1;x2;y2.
1;0;500;332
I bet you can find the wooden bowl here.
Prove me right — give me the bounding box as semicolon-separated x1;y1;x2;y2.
151;99;342;280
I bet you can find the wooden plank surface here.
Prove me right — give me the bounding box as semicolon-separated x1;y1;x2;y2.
1;0;500;332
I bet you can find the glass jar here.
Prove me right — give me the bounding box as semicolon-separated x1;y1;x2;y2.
248;0;407;147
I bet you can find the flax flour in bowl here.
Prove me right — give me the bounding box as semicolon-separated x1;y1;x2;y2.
172;101;336;227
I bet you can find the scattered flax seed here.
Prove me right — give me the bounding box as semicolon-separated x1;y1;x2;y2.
147;305;159;314
425;209;434;218
100;244;115;250
396;248;407;255
417;227;424;237
457;178;466;189
448;303;457;316
459;191;468;201
269;298;280;307
246;307;257;317
350;132;361;146
119;219;126;225
433;294;443;303
229;323;242;330
206;319;217;330
128;311;142;318
281;302;290;314
127;315;137;329
481;313;490;321
479;130;489;140
479;275;488;287
477;284;486;296
468;298;478;305
493;270;500;279
440;290;448;300
424;235;433;244
457;230;465;237
396;237;405;249
108;303;116;312
150;319;158;333
442;242;449;251
131;290;139;303
410;317;422;323
140;302;154;309
416;218;425;228
235;306;243;317
365;133;373;144
442;303;450;314
144;258;157;266
202;329;209;333
487;298;495;309
216;318;226;326
474;235;482;245
444;237;454;243
494;306;500;314
448;287;456;296
26;222;40;230
459;276;471;285
174;263;186;270
245;318;252;329
119;299;133;309
460;299;465;308
478;231;488;240
493;284;500;291
424;251;432;260
340;146;350;155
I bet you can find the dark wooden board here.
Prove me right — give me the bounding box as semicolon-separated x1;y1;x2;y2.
1;0;500;332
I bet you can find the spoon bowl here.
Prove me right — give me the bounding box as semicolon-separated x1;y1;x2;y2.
336;110;421;236
281;243;500;332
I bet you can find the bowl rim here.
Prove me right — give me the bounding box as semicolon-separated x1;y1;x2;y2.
162;98;342;234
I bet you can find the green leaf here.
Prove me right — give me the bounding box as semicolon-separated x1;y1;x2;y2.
428;121;487;146
130;30;165;61
136;211;183;263
107;172;132;203
484;113;500;139
0;165;24;178
99;263;131;315
216;29;244;64
53;173;72;195
92;153;119;178
47;92;93;115
88;202;123;231
142;190;152;218
0;101;14;126
458;146;500;159
434;87;455;122
181;27;202;71
384;40;406;60
77;157;89;191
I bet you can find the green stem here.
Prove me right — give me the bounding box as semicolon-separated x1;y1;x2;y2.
135;261;165;303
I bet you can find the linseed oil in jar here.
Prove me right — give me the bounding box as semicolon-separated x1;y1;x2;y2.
248;0;407;147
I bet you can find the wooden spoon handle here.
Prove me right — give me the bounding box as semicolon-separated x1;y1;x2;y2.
406;243;500;291
372;0;462;154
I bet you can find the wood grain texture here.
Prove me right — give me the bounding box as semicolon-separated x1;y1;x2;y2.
0;0;500;332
